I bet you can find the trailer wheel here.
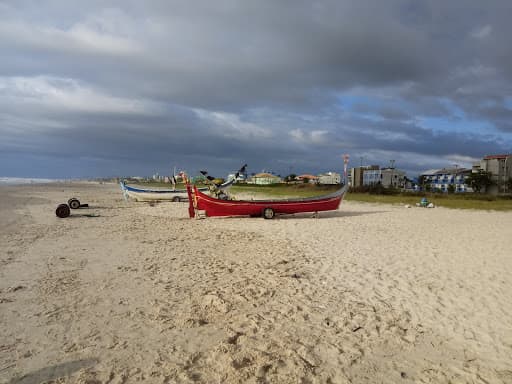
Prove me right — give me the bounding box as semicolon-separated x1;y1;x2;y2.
172;196;181;202
68;198;81;209
56;204;71;218
262;207;275;219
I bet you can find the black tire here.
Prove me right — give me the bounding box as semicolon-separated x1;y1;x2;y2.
262;207;275;219
69;198;81;209
56;204;71;218
172;196;181;202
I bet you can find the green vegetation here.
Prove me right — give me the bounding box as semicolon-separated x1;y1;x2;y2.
347;192;512;211
465;170;494;193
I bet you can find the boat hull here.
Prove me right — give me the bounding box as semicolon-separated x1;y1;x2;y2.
189;185;347;218
120;179;234;202
120;182;188;201
124;189;188;202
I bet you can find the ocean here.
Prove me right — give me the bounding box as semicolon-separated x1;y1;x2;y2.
0;177;63;186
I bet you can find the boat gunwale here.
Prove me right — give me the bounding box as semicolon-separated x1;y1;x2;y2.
193;184;347;204
121;178;234;194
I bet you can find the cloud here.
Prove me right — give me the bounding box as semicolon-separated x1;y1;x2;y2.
0;19;142;57
0;0;511;178
193;110;273;141
0;76;155;115
471;25;492;39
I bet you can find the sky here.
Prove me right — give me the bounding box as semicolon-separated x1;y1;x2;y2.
1;0;511;179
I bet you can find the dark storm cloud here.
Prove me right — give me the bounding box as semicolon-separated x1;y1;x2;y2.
0;0;511;178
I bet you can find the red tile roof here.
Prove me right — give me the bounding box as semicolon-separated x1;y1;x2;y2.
484;154;512;160
254;173;279;178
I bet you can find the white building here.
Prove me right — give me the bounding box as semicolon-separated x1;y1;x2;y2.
363;168;406;188
420;168;472;193
248;173;282;185
318;172;341;185
363;169;381;185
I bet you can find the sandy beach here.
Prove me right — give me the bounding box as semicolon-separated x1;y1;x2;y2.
1;182;511;384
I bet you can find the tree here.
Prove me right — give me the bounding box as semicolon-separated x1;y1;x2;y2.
418;175;429;191
284;174;297;183
466;170;493;193
447;184;455;194
505;177;512;193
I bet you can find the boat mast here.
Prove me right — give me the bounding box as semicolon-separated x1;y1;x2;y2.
172;166;177;191
343;154;350;185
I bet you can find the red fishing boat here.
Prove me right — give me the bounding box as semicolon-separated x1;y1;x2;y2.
185;183;347;219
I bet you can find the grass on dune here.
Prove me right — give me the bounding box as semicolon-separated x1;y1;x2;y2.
346;192;512;211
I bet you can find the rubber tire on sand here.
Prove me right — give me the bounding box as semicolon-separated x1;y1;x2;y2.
69;198;81;209
56;204;71;218
263;207;275;219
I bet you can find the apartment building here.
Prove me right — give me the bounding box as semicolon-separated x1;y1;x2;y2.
350;165;379;187
420;168;472;193
349;165;406;188
363;168;406;188
475;154;512;194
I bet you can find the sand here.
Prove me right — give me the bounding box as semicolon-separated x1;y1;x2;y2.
1;182;511;384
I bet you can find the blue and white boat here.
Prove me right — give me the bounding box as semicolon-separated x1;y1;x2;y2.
120;179;234;202
120;165;245;202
